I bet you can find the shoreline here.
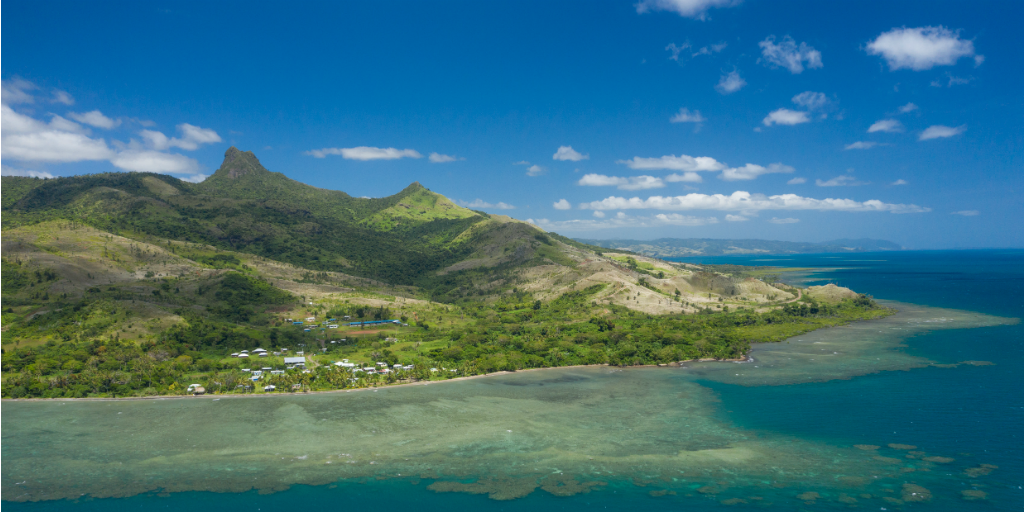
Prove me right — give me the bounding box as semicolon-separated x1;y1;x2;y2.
1;356;754;403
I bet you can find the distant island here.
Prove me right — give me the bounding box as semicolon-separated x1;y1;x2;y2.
575;238;904;258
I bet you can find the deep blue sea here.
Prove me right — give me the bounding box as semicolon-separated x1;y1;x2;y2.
4;250;1022;511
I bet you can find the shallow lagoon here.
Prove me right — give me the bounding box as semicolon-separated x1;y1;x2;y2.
4;251;1023;511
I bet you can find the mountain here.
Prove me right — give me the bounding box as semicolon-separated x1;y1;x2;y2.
575;237;904;258
1;147;577;300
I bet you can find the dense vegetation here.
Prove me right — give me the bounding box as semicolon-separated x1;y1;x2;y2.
1;284;890;399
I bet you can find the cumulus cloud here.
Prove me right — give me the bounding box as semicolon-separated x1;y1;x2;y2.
763;108;810;126
635;0;739;20
553;199;572;210
666;172;703;183
513;160;531;165
553;145;588;161
458;199;515;210
1;78;37;105
759;36;823;74
898;102;919;113
592;211;605;218
868;119;904;133
305;146;422;160
720;163;794;181
179;174;210;183
715;70;746;94
578;174;665;190
787;177;807;185
791;91;828;110
1;105;114;162
670;108;705;124
891;179;908;185
51;90;74;105
693;42;728;56
951;210;979;216
142;123;222;151
578;191;929;214
69;110;120;129
527;165;546;176
528;213;719;232
429;152;463;163
866;26;978;71
845;141;879;150
1;165;55;179
768;217;800;224
110;150;200;174
665;42;690;61
617;154;725;172
725;214;748;222
816;175;869;187
919;124;966;140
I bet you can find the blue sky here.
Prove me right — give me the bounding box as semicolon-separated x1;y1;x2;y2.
3;0;1021;248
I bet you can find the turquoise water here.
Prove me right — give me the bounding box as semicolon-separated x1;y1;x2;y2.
3;250;1022;510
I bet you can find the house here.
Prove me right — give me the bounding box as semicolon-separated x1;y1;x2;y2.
306;317;316;322
328;325;339;329
270;370;285;375
230;352;239;358
253;348;267;354
238;353;250;359
334;361;355;368
376;362;388;367
241;368;251;373
187;384;205;395
252;370;263;377
293;321;304;325
264;385;276;392
303;328;311;332
284;356;306;367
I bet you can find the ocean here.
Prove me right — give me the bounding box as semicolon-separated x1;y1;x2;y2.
3;250;1022;511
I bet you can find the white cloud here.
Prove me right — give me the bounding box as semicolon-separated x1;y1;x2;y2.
951;210;979;216
919;125;966;140
526;164;546;176
458;199;515;210
891;179;908;185
553;145;588;161
791;91;828;110
429;152;463;163
665;42;690;61
868;119;904;133
898;102;919;113
179;174;209;183
866;26;977;71
725;214;748;222
553;199;572;210
513;160;531;165
845;141;878;150
715;70;746;94
578;174;665;190
670;108;705;124
763;108;810;126
110;150;200;174
141;123;221;151
759;36;823;74
1;105;115;162
69;110;120;129
665;172;703;183
1;79;38;105
693;42;727;56
720;163;794;181
51;90;74;105
974;55;985;67
816;175;869;187
47;115;90;134
529;214;719;232
305;146;422;160
787;177;807;185
1;166;55;179
617;154;725;172
635;0;738;20
579;191;929;214
768;217;800;224
592;211;605;218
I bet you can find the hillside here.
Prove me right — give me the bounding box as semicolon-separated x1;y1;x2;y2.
0;149;890;399
576;237;904;258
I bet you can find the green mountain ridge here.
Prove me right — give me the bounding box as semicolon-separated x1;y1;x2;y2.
1;147;573;299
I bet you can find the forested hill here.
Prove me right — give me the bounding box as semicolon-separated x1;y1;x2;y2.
576;237;904;258
0;147;569;296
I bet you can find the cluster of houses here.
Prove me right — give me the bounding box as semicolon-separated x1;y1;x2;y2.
331;359;414;375
230;348;306;359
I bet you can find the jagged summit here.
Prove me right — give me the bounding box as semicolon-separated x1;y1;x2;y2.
216;147;269;179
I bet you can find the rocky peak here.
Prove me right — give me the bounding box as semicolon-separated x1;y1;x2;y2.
217;147;268;179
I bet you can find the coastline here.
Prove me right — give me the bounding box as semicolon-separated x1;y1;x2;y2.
0;356;752;403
